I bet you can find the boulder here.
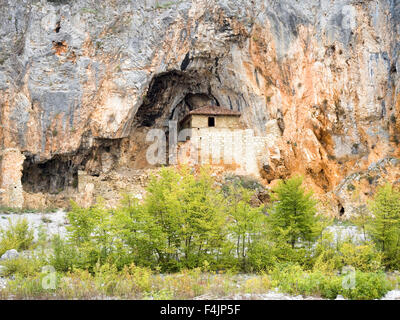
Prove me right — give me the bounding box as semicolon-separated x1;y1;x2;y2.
0;249;19;261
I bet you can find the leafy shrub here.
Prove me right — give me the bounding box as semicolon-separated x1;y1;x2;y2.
270;264;338;298
271;264;391;300
120;167;229;272
312;232;343;274
65;201;119;271
48;235;79;272
246;240;277;272
91;263;151;298
224;183;267;271
0;256;44;277
0;218;35;256
339;271;392;300
242;275;271;293
339;242;382;272
313;232;382;273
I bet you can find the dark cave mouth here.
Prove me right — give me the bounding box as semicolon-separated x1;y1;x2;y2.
21;139;122;194
22;155;79;194
133;70;220;129
339;204;345;216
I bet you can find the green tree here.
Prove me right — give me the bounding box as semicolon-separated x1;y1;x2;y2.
177;167;227;268
112;194;162;268
268;176;321;249
66;200;117;270
224;183;267;270
143;167;183;270
142;166;228;271
351;204;370;241
367;183;400;269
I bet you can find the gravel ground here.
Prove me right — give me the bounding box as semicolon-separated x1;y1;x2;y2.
325;224;367;244
191;289;400;300
0;210;68;240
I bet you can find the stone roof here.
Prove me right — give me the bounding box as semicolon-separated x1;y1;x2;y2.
188;105;241;116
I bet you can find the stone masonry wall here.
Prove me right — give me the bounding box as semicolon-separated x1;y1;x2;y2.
0;148;25;208
178;127;269;176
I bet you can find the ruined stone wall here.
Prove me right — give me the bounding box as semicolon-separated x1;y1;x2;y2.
76;168;150;208
178;128;269;177
0;149;25;208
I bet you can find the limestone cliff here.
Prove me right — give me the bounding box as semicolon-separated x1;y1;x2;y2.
0;0;399;216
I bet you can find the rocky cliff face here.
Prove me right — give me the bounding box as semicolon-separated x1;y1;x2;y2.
0;0;399;215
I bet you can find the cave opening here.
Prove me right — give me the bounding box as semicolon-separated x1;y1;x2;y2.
339;205;345;217
21;137;123;194
130;70;222;167
22;155;79;194
55;21;61;33
132;70;220;131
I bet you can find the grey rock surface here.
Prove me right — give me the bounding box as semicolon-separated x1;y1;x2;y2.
0;249;19;261
0;0;399;213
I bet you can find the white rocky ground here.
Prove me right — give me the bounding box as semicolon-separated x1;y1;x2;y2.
193;290;400;300
0;210;68;240
325;224;367;244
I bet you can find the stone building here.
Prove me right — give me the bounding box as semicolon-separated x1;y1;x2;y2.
179;105;242;132
177;106;268;176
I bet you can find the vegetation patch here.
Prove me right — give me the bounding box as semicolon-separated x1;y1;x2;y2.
0;168;399;299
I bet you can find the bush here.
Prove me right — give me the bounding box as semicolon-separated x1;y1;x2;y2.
339;242;382;272
339;271;392;300
270;264;340;299
224;183;268;271
65;201;119;271
0;256;45;277
270;264;391;300
312;232;383;273
134;167;229;272
48;235;79;272
0;218;35;256
246;240;277;272
242;275;271;293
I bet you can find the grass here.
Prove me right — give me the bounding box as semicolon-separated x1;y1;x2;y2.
0;269;271;300
0;268;395;300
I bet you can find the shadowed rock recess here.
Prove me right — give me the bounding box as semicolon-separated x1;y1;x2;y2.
0;0;399;215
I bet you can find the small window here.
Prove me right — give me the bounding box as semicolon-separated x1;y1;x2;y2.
208;117;215;127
